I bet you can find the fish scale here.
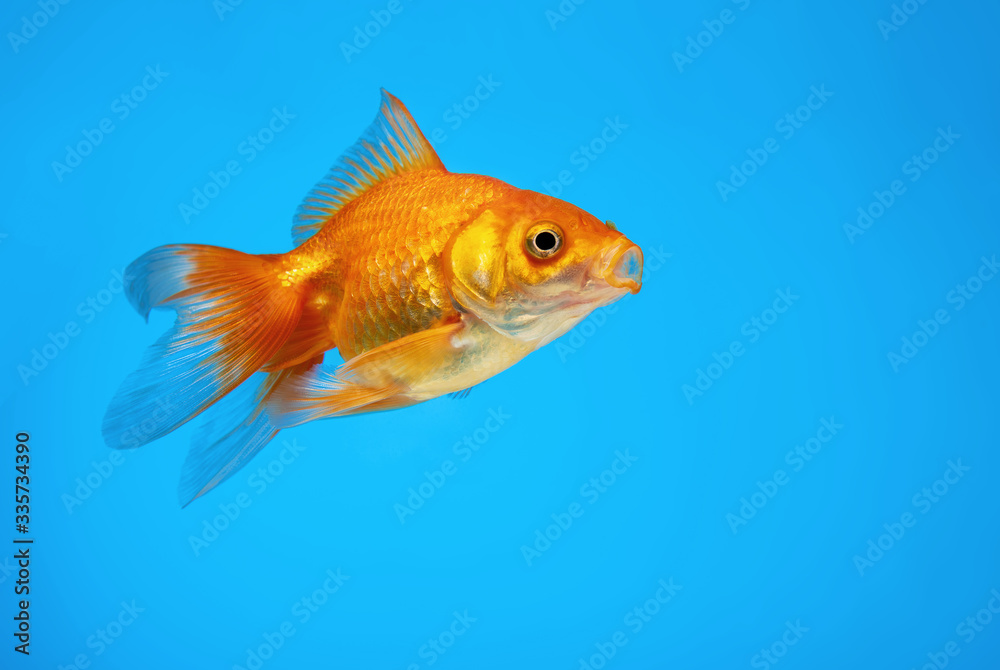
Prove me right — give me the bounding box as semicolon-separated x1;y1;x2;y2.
295;170;508;360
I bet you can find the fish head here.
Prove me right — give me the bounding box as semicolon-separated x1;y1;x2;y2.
445;189;642;346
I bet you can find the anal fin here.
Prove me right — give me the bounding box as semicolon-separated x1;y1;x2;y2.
179;355;322;506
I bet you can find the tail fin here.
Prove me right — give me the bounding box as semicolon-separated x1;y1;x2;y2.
103;244;303;450
178;356;320;506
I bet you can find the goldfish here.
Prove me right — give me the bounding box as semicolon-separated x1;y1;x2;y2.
103;90;643;505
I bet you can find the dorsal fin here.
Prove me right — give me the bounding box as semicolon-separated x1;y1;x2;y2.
291;89;446;246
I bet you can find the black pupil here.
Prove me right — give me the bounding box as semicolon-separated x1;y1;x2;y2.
534;231;557;252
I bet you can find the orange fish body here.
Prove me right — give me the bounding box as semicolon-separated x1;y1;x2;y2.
290;170;515;363
103;91;643;505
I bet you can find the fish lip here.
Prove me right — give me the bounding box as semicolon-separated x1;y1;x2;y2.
595;241;643;294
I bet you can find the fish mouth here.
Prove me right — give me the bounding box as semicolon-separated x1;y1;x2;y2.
596;240;643;294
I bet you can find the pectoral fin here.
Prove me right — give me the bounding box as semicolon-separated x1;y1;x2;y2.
269;320;468;428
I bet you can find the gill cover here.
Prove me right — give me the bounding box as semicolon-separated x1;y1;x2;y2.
444;210;510;317
443;208;583;343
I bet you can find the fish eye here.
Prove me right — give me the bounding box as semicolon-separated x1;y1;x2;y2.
525;224;563;259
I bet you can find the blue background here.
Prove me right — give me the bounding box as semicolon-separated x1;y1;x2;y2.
2;0;998;668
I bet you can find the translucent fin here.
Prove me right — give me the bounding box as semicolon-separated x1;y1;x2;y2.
103;245;302;450
291;89;446;246
269;367;404;430
269;321;466;428
178;357;320;507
